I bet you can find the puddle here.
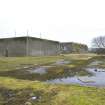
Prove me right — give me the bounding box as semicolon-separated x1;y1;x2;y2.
2;59;105;87
53;59;70;65
28;65;54;75
89;61;103;66
28;59;70;75
28;67;47;75
46;68;105;87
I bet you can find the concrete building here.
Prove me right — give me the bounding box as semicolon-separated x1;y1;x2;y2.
0;36;60;56
60;42;88;54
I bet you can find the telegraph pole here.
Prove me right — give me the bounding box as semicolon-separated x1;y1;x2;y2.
26;29;29;56
40;32;42;55
40;32;42;38
14;30;16;37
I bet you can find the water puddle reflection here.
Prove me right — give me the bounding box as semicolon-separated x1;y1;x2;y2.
28;65;55;74
89;61;103;66
46;68;105;87
53;59;70;65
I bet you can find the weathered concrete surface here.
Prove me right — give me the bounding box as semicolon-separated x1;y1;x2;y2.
0;36;60;56
0;36;88;56
60;42;88;54
28;37;60;56
0;37;26;56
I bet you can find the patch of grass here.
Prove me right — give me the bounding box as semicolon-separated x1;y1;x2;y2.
0;56;64;71
87;55;105;68
0;77;105;105
0;54;93;81
0;54;96;71
0;54;105;105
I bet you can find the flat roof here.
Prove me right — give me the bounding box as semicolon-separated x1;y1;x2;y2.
0;36;59;43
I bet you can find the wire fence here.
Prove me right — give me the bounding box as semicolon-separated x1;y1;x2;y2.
0;32;45;39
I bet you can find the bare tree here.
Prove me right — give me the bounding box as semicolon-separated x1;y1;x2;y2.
92;36;105;54
92;36;105;48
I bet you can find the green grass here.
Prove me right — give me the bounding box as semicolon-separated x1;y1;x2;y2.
0;77;105;105
0;53;96;71
0;56;64;71
0;53;105;105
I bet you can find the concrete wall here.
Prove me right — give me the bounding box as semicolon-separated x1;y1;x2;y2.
0;39;6;56
0;37;60;56
28;37;60;56
61;42;88;54
0;36;88;56
0;37;26;56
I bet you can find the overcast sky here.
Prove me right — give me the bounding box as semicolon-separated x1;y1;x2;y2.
0;0;105;47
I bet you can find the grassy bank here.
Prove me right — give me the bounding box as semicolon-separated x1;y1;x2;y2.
0;77;105;105
0;54;105;105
